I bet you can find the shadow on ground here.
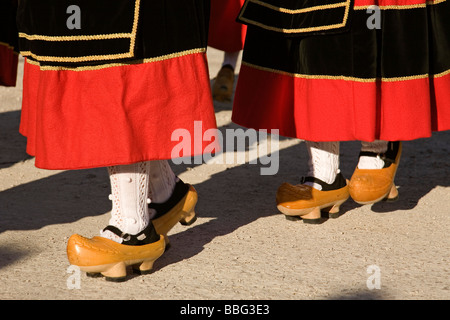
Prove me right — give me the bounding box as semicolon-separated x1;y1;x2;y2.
0;104;449;276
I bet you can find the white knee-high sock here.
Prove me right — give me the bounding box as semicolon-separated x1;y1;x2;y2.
305;141;340;189
148;160;177;204
222;51;240;70
101;162;151;243
147;160;177;219
358;140;388;169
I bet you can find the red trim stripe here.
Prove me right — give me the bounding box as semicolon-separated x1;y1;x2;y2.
232;64;450;142
0;44;18;87
20;53;218;170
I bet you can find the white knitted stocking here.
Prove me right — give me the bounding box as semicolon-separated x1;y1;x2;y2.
148;160;177;204
305;141;340;189
222;51;240;70
358;140;388;169
101;162;151;243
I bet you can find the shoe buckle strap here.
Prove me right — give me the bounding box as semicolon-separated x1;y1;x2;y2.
102;225;139;243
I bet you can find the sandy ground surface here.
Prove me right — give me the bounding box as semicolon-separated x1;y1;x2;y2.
0;49;449;301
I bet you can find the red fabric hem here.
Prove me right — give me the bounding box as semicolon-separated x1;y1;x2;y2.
232;65;450;142
21;53;218;170
0;44;18;87
208;0;246;52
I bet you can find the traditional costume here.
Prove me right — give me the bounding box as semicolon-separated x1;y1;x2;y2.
18;0;217;170
0;0;19;87
209;0;247;52
209;0;247;101
17;0;216;280
233;0;450;222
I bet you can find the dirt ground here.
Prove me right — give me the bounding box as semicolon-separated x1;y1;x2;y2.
0;49;449;301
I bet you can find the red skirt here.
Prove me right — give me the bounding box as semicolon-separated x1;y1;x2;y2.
18;0;217;170
20;52;217;170
0;43;18;87
232;0;450;142
0;0;19;87
208;0;247;52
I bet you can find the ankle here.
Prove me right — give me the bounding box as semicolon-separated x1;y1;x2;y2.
101;223;160;245
101;218;150;244
357;155;385;169
302;172;346;191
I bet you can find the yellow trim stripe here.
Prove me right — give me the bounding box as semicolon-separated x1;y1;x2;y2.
354;0;447;10
25;48;206;72
242;61;450;82
248;0;349;15
18;32;133;42
19;0;141;64
238;0;352;34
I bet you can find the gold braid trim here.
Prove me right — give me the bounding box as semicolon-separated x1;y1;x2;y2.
19;0;141;63
26;48;206;72
242;61;450;82
20;50;134;63
247;0;349;14
18;33;133;41
238;0;352;34
354;0;447;10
